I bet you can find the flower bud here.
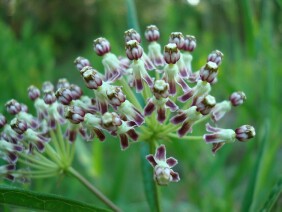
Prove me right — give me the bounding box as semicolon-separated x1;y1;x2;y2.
124;29;141;43
200;61;218;83
169;32;184;49
5;99;22;115
164;43;180;64
28;85;41;101
43;90;56;105
145;25;160;42
42;81;54;92
207;50;224;66
196;95;216;115
69;84;83;100
55;88;73;105
229;91;246;106
153;80;169;99
80;66;103;89
0;114;7;128
125;40;143;60
74;56;90;71
65;106;85;124
56;78;70;90
106;87;126;107
93;37;111;56
182;35;196;52
10;118;28;134
101;112;122;132
235;125;256;142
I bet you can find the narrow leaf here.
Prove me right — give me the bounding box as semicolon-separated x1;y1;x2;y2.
0;186;108;211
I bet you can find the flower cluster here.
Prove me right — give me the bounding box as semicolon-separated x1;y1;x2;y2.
0;25;255;186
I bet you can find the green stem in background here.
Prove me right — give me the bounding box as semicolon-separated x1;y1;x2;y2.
126;0;140;32
68;167;121;212
168;134;203;141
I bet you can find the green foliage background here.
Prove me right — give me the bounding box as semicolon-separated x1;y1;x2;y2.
0;0;281;211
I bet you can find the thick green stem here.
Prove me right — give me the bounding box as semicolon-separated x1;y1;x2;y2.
68;167;121;212
168;134;203;141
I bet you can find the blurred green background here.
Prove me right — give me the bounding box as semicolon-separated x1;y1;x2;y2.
0;0;281;211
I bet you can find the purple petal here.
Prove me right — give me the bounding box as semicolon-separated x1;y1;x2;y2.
35;141;45;152
155;145;166;161
126;129;138;141
206;123;221;133
119;134;129;150
166;157;178;168
99;101;108;114
170;170;180;182
144;100;156;116
94;128;105;141
157;107;166;123
165;100;178;112
176;77;191;92
133;108;144;126
168;79;176;95
135;78;143;93
8;152;18;164
179;66;189;78
212;143;225;154
5;174;15;181
146;154;157;167
178;121;192;137
170;112;187;124
143;73;154;88
178;90;194;102
204;134;223;143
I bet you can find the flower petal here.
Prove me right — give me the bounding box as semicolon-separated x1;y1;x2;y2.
155;145;166;161
166;157;178;168
146;154;157;167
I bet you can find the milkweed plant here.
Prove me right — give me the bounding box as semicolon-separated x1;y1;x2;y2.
0;25;255;211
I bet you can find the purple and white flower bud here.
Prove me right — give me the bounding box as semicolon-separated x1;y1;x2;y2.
5;99;22;115
28;85;41;101
101;112;122;133
204;123;236;145
42;81;54;92
43;90;56;105
200;61;219;83
211;101;231;122
164;43;180;64
124;29;141;43
0;114;7;128
146;145;180;186
106;87;126;107
207;50;224;66
230;91;246;106
74;56;91;71
69;84;83;100
56;78;70;90
93;37;111;56
80;66;103;89
196;95;216;115
125;40;143;60
20;104;28;113
65;106;85;124
153;80;169;99
10;118;28;134
235;125;256;142
145;25;160;42
182;35;196;52
55;88;73;105
169;32;184;49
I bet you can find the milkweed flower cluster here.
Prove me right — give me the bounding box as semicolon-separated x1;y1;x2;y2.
0;25;255;186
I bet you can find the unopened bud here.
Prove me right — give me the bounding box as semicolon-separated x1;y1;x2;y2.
124;29;141;43
93;37;111;56
125;40;143;60
169;32;184;49
11;118;28;134
5;99;22;115
230;91;246;106
74;56;90;71
207;50;224;65
28;85;40;101
65;106;85;124
182;35;196;52
145;25;160;42
200;61;218;83
164;43;180;64
235;125;255;142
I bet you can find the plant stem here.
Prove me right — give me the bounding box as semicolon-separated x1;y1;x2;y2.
150;141;161;212
68;167;121;212
168;133;203;141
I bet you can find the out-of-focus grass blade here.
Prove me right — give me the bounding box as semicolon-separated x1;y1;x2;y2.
259;176;282;212
140;143;160;212
126;0;140;32
241;121;269;212
0;185;108;211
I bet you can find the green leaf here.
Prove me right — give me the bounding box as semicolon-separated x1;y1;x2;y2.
259;176;282;212
0;186;108;211
140;142;160;212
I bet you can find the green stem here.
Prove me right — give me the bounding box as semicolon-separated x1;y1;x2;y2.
150;141;161;212
118;78;142;110
18;152;56;168
168;134;203;141
68;167;121;212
